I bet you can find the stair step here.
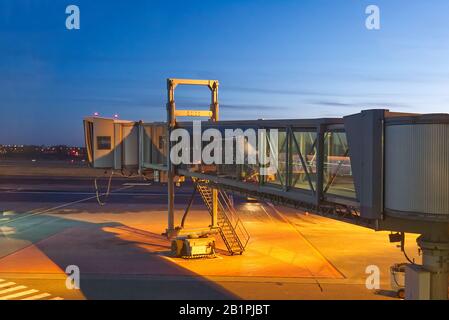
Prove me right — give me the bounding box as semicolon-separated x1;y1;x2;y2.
196;182;249;254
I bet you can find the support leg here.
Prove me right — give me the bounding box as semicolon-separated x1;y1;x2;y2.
417;235;449;300
211;188;218;228
167;169;175;236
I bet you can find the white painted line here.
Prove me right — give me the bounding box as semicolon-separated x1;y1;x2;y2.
0;185;134;226
259;204;276;223
0;226;15;236
0;282;16;288
22;293;51;300
0;185;185;227
0;289;38;300
0;285;27;295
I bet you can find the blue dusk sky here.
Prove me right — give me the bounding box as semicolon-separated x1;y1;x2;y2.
1;0;449;145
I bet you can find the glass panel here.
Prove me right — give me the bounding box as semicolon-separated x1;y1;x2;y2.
216;134;241;180
240;136;259;184
215;130;259;183
97;136;111;150
197;139;218;175
323;132;356;199
290;131;317;191
265;131;287;187
184;127;200;174
240;164;259;183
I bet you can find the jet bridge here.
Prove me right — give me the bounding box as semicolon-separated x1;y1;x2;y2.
84;78;449;299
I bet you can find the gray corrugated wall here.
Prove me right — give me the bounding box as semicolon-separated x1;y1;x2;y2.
385;124;449;216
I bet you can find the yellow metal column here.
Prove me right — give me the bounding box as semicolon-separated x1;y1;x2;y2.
210;80;219;122
211;188;218;228
166;79;176;235
210;81;219;229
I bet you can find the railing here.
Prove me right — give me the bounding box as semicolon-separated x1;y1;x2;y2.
195;180;250;254
218;190;251;250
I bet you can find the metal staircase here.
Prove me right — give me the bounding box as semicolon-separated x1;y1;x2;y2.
194;179;250;255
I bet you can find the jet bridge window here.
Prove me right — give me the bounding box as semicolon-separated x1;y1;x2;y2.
97;136;112;150
158;136;165;150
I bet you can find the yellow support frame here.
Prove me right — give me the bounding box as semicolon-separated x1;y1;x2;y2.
166;78;220;236
167;78;219;128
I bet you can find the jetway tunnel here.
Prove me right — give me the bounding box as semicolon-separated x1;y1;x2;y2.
83;78;449;299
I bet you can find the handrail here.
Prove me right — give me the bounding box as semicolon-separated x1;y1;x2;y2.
218;190;250;249
220;191;249;235
194;178;250;253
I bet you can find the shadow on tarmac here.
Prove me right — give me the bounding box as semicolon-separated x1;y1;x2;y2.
0;213;238;300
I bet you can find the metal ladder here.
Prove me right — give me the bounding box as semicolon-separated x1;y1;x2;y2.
194;179;250;255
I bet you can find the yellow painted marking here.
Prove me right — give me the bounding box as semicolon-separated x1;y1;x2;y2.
175;110;213;118
0;282;16;289
0;285;27;295
22;293;51;300
0;289;38;300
